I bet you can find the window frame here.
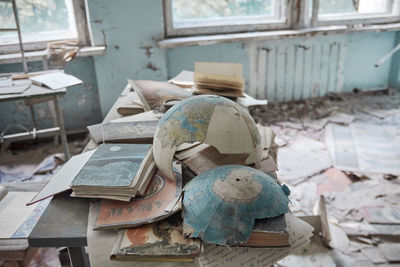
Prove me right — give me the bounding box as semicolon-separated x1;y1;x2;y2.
311;0;400;27
164;0;400;38
164;0;293;37
0;0;92;54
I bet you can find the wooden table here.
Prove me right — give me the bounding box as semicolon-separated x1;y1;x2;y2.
0;79;70;160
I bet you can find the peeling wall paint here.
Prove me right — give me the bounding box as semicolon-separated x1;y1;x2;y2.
87;0;167;116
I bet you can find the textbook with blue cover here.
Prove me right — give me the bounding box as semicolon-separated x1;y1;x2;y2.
71;143;152;201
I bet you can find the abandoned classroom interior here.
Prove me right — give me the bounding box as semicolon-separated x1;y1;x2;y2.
1;0;400;266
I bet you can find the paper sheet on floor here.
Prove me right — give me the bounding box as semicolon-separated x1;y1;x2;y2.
277;135;332;185
326;123;400;174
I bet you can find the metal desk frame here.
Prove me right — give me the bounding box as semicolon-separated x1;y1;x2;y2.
0;82;70;160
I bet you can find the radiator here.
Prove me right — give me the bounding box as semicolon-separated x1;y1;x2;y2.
248;36;346;101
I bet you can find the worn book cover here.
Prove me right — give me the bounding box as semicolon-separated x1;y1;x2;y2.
87;121;157;144
243;214;289;247
128;79;192;110
94;163;182;230
71;144;151;189
111;213;201;262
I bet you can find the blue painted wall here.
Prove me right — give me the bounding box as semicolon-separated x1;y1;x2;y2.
389;32;400;89
87;0;167;116
343;31;397;91
0;0;399;133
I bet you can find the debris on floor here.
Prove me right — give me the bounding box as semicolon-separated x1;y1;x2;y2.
251;88;400;266
0;135;87;183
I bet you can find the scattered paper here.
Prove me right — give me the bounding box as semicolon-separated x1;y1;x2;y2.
0;78;31;94
378;242;400;262
361;247;387;264
326;123;400;174
30;72;82;90
169;70;195;88
277;135;332;185
237;93;267;108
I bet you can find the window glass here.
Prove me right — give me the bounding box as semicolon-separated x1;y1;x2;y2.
0;0;77;45
319;0;389;15
172;0;275;22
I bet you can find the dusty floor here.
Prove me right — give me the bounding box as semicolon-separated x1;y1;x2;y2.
251;88;400;266
1;89;399;266
0;134;88;184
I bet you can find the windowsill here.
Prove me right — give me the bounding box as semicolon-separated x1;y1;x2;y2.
158;23;400;48
0;46;106;65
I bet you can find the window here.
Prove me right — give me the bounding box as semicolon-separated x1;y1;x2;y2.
164;0;400;37
164;0;292;36
312;0;400;26
0;0;90;54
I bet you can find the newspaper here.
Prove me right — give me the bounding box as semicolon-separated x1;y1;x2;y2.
198;214;314;267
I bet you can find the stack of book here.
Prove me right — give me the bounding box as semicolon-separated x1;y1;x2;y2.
193;62;245;98
70;144;156;201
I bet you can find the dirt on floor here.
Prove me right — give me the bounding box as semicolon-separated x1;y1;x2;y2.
251;88;400;267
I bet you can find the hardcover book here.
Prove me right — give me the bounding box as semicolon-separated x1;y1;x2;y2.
87;121;157;144
71;144;152;200
110;213;201;262
242;214;289;247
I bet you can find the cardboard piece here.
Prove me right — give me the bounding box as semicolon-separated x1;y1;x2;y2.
28;150;95;205
0;192;46;239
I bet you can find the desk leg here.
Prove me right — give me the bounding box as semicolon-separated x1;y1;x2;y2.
67;247;89;267
53;96;70;160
